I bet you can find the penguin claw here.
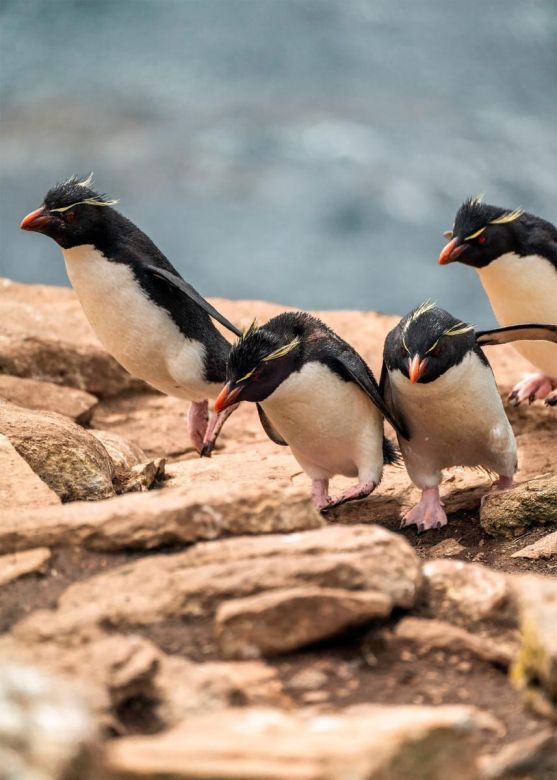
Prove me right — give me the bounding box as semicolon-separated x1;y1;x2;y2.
402;487;447;532
545;389;557;406
508;372;555;406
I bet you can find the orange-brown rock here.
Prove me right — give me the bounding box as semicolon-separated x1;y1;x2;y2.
0;374;98;423
0;433;60;510
0;400;115;502
216;586;393;658
104;704;488;779
0;474;321;553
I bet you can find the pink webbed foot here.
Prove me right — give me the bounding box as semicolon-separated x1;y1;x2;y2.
188;400;209;453
508;372;555;406
200;403;240;458
402;487;447;533
311;479;331;511
321;480;377;513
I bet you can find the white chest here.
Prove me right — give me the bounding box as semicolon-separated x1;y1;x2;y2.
62;245;213;400
389;352;516;482
262;361;384;480
478;252;557;376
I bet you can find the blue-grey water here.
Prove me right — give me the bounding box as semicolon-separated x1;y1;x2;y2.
1;0;556;326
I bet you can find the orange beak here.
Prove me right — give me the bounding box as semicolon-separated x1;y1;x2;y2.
20;206;50;231
438;237;467;265
408;355;427;384
214;383;241;414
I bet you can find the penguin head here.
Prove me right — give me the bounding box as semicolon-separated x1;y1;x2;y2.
384;303;475;384
20;175;119;249
438;196;525;269
215;321;302;411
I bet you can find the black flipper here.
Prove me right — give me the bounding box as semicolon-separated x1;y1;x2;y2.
476;323;557;347
332;350;409;440
256;404;288;446
146;265;243;337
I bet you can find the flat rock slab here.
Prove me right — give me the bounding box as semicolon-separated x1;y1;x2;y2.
0;400;115;502
104;704;485;780
12;526;420;647
0;433;60;510
511;529;557;559
0;547;51;587
0;277;146;397
510;574;557;705
216;586;393;658
0;476;322;554
480;476;557;538
391;617;515;667
0;374;98;424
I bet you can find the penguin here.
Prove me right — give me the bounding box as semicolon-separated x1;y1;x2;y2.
381;302;557;532
211;311;407;511
438;196;557;406
20;175;242;453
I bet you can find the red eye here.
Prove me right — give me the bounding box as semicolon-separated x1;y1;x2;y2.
65;211;76;223
477;233;487;245
429;345;441;358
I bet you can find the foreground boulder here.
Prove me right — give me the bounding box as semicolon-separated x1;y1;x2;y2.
480;476;557;538
0;400;115;501
0;663;99;780
104;704;487;780
510;574;557;716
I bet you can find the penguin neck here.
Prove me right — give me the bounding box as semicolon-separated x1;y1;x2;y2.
477;251;557;326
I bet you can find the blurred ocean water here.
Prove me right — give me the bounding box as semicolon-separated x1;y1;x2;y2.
1;0;556;324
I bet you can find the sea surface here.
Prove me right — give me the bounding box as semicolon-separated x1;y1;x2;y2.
1;0;556;325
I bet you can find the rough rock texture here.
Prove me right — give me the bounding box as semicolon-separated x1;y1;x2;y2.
481;476;557;538
0;400;115;501
0;547;51;587
391;617;515;667
90;430;148;473
421;560;514;628
0;432;60;509
0;373;98;423
10;526;420;636
510;574;557;709
0;479;322;553
0;663;99;780
511;529;557;560
478;730;557;779
0;277;146;397
216;587;393;658
104;704;486;780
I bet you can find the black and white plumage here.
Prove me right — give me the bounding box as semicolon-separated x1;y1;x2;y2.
20;176;241;453
381;304;557;532
439;197;557;406
213;312;405;511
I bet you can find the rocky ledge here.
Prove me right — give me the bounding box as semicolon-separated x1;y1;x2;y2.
0;277;556;780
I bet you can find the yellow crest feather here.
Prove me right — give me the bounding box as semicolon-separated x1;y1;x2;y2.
442;322;474;338
263;336;301;362
489;208;523;225
465;226;486;240
51;196;119;213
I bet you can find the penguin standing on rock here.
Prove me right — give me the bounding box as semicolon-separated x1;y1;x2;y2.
438;197;557;405
381;302;557;532
212;311;407;511
20;176;242;453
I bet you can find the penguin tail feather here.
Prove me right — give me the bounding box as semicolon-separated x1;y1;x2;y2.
383;436;402;466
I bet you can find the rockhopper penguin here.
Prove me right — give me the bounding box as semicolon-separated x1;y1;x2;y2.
439;197;557;405
20;176;242;453
381;302;557;532
212;311;407;511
